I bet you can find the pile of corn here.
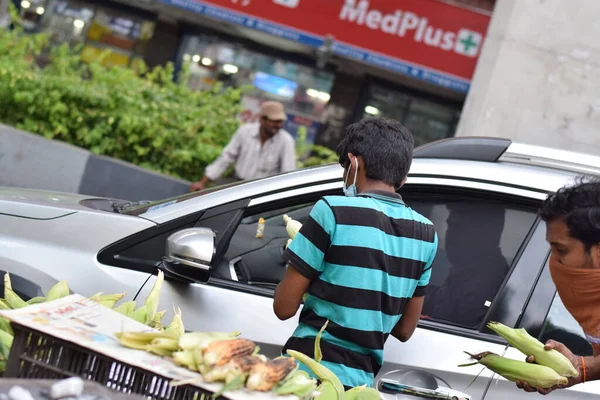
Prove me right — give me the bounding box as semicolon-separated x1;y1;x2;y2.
116;319;379;399
0;270;176;373
116;329;318;399
459;321;579;389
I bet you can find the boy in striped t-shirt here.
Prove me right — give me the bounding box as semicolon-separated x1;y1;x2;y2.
273;118;438;389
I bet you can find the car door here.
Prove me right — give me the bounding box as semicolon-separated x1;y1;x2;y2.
373;180;548;400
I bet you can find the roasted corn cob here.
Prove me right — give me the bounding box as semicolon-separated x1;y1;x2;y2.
246;356;298;391
459;351;569;389
203;338;256;367
203;354;265;383
487;321;579;377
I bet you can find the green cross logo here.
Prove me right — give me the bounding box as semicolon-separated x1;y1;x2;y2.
461;34;478;53
455;29;482;57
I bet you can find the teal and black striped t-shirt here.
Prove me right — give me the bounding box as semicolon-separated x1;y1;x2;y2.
282;191;438;389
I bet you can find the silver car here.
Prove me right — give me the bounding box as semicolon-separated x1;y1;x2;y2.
1;136;599;400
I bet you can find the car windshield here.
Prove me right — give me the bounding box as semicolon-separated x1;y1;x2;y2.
121;180;247;216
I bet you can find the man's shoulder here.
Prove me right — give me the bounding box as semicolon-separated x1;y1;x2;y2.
277;129;295;144
238;122;260;135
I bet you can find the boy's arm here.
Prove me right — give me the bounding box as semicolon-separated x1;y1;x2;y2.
274;267;311;320
391;296;425;342
273;199;335;320
391;232;438;342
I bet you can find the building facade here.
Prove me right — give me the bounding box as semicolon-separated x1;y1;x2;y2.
9;0;495;148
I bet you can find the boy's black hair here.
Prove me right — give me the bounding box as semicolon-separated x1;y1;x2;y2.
336;118;414;188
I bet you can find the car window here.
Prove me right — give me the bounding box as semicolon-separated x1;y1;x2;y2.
212;188;539;333
403;193;538;330
539;293;593;356
211;201;317;288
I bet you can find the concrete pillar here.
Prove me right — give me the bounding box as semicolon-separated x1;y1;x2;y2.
0;0;10;29
455;0;600;155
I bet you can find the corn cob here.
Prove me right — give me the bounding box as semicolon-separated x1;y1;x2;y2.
113;301;137;317
4;273;27;309
173;350;197;371
0;317;13;336
459;351;568;389
5;287;27;309
203;338;256;367
314;381;338;400
487;321;579;377
273;370;317;399
287;349;345;399
26;296;46;305
283;215;302;239
0;329;13;349
90;292;126;308
147;337;179;357
204;354;264;383
114;331;176;350
131;305;148;324
344;385;380;400
246;356;298;391
45;281;69;301
149;310;167;330
143;270;164;324
178;331;241;351
164;307;185;338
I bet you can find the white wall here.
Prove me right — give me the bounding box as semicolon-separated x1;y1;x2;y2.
456;0;600;155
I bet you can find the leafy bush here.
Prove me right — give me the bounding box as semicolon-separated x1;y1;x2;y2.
0;10;337;182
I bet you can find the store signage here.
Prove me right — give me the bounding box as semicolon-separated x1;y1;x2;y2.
159;0;491;93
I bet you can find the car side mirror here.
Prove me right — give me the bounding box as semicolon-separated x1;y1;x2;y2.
162;227;216;283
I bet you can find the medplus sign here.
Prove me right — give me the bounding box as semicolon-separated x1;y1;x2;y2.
460;34;478;52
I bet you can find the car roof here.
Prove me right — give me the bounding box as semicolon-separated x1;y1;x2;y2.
136;137;599;223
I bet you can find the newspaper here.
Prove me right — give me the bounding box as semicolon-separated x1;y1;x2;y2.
0;295;297;400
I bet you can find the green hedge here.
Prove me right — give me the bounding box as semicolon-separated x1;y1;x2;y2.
0;11;337;182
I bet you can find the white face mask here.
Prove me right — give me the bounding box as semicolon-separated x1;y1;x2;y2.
343;157;358;197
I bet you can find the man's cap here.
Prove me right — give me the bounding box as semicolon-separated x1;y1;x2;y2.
260;101;287;121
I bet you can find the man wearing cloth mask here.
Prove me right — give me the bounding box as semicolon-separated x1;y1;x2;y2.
190;101;296;191
518;176;600;394
273;118;438;389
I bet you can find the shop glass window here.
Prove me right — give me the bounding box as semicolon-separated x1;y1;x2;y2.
362;85;461;146
36;1;154;69
402;194;538;329
18;0;50;32
539;293;593;356
177;33;335;143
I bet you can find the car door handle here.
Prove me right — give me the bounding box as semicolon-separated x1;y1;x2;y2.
378;378;471;400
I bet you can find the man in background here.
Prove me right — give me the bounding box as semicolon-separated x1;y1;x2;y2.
190;100;296;192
